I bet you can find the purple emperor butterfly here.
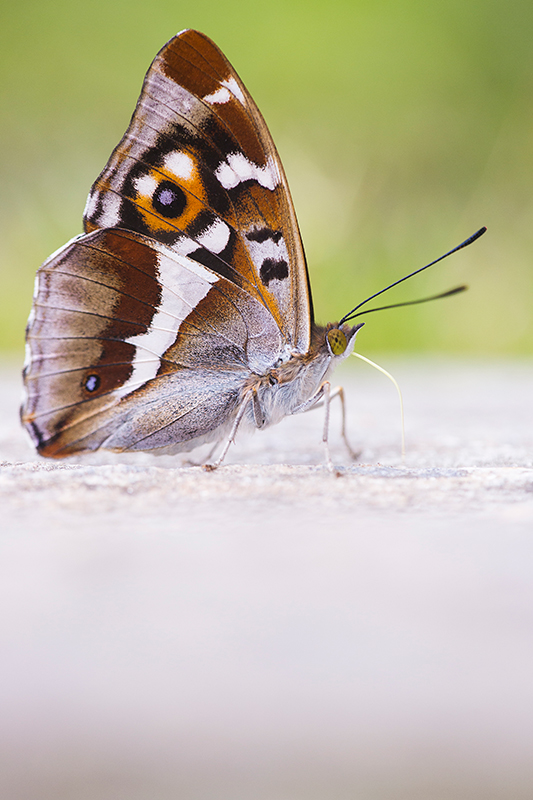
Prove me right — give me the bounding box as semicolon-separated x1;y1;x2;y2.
21;30;485;469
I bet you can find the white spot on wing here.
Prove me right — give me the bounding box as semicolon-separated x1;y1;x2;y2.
196;219;230;254
246;235;289;279
174;236;201;256
23;340;32;370
164;150;194;180
134;173;158;199
116;251;219;398
203;87;231;105
83;190;98;219
98;192;121;227
204;77;245;106
222;76;245;104
215;153;278;190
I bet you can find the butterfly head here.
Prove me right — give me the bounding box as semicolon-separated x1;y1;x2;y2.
324;322;364;360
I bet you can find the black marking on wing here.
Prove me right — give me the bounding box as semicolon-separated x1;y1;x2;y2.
24;419;45;449
152;180;187;218
186;208;219;238
246;228;282;244
189;243;241;285
260;258;289;285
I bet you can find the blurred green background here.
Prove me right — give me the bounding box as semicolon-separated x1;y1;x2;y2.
1;0;532;356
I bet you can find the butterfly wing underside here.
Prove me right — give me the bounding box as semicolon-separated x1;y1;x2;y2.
22;29;313;457
23;228;283;457
84;29;312;351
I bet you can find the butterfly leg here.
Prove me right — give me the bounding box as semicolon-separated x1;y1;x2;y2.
293;383;360;465
203;389;254;471
292;381;336;472
183;439;221;467
319;381;336;473
329;385;360;461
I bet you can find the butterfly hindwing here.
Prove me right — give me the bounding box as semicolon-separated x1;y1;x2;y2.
22;228;283;457
83;29;312;352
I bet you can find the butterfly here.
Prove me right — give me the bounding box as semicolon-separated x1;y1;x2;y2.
21;29;485;470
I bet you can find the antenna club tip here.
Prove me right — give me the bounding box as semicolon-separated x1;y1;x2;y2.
461;226;487;249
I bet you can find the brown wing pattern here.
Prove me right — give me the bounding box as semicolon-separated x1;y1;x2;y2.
83;29;312;352
22;229;282;457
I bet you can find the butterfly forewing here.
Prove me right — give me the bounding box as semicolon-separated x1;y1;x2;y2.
83;29;312;352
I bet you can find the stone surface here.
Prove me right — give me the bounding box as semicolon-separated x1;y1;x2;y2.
1;357;533;799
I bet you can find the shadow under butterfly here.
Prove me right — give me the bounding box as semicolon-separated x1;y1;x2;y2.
20;29;486;471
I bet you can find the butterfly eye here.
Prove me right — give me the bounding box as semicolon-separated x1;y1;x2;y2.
152;180;187;218
84;374;100;392
326;328;347;356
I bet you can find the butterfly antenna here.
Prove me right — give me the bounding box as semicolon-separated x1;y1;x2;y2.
340;227;486;325
346;284;467;319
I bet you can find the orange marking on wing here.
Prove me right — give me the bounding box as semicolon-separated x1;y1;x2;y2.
228;238;285;327
234;182;283;232
84;218;98;233
134;159;208;235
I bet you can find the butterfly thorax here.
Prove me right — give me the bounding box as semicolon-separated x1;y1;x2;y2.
242;322;363;429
